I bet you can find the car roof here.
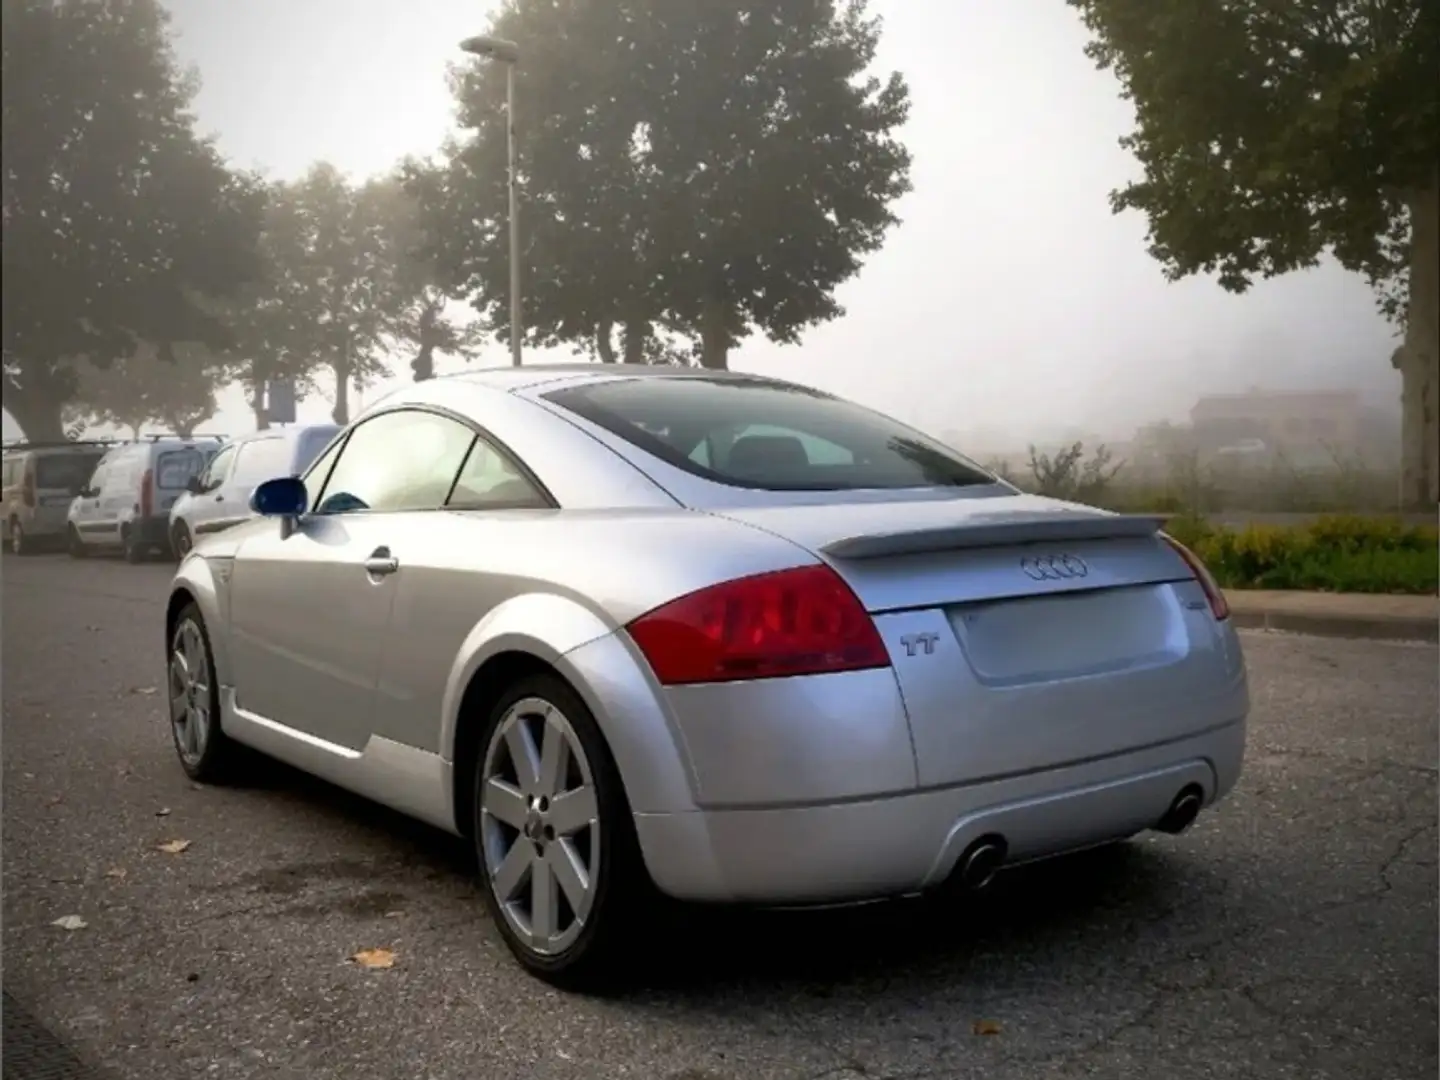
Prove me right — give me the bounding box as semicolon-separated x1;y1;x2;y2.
439;363;782;391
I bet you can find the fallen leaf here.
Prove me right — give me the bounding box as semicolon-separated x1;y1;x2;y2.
383;910;405;919
156;839;191;854
105;867;127;881
46;794;64;806
130;686;158;696
85;625;101;632
972;1020;1003;1037
350;948;395;970
52;915;88;931
155;807;171;817
23;772;35;780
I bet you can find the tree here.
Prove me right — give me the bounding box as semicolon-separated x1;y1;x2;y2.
281;164;403;423
412;0;912;369
1;0;264;441
1068;0;1440;505
66;341;227;437
366;172;486;382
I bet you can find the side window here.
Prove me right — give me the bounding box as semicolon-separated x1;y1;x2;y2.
315;410;476;515
301;435;346;509
203;445;238;490
447;436;548;510
2;461;14;487
86;462;108;493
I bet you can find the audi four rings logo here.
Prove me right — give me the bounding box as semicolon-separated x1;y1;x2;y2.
1020;553;1089;581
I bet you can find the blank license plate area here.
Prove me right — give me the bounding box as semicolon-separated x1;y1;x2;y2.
949;585;1181;684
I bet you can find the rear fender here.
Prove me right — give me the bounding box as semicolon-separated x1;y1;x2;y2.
439;592;697;815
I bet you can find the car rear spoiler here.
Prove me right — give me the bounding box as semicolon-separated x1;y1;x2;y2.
821;513;1166;560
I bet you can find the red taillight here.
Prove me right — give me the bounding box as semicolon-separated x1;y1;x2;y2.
139;468;153;518
627;564;889;685
21;471;35;507
1162;533;1229;620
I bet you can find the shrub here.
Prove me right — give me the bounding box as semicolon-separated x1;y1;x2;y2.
1168;515;1438;595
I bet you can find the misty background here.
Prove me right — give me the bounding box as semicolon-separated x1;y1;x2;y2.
0;0;1401;450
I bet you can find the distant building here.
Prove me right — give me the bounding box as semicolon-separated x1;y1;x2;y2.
1189;388;1363;450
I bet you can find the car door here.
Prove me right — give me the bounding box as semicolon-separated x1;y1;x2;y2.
72;460;110;543
189;443;238;537
226;408;478;752
97;451;137;546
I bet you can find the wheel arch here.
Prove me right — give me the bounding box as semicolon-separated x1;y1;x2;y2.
442;591;691;837
165;557;233;685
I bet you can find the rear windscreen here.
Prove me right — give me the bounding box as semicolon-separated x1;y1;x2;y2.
542;377;995;491
35;453;104;490
156;449;206;489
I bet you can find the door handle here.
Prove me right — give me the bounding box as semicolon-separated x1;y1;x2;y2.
363;547;399;577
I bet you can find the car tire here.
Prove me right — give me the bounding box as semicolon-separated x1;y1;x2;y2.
471;671;656;990
122;530;145;563
167;603;244;784
67;526;88;559
171;523;193;561
9;519;27;556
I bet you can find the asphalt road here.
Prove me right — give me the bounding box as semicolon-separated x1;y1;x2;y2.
3;553;1436;1080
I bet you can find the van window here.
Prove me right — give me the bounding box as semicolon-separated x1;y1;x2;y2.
36;452;105;491
156;449;207;489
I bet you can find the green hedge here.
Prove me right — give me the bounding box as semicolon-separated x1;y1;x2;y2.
1164;514;1439;595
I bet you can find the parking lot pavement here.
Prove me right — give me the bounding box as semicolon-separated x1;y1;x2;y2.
2;552;1436;1080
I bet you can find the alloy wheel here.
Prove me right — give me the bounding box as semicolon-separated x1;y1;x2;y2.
479;696;601;957
168;619;211;767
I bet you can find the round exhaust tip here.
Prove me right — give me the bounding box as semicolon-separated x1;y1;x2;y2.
1158;787;1204;834
958;835;1008;891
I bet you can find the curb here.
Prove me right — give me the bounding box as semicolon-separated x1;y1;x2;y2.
1230;609;1438;643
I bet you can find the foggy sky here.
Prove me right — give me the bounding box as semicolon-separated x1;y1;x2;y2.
3;0;1402;447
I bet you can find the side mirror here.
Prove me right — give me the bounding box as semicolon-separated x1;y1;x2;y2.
185;475;203;495
249;476;308;518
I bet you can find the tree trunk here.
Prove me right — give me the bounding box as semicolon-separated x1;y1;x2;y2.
698;295;730;370
247;367;270;431
2;375;68;442
1399;173;1439;507
623;320;647;364
594;320;617;363
331;346;351;426
411;343;436;381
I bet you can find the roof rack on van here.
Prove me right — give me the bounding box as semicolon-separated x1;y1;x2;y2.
133;432;228;442
1;438;123;451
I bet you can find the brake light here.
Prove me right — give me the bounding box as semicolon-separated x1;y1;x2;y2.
1161;533;1229;620
139;468;153;518
21;471;35;508
627;564;889;685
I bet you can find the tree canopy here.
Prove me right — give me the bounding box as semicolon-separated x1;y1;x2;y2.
1068;0;1440;504
1;0;264;441
411;0;912;369
66;341;226;437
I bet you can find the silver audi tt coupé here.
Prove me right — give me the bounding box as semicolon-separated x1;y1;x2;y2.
164;364;1248;985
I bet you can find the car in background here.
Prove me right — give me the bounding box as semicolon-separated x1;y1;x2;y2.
163;365;1248;987
1;440;113;555
167;424;341;558
68;437;222;562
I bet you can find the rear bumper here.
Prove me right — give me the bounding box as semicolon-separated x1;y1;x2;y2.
633;718;1246;904
21;507;71;537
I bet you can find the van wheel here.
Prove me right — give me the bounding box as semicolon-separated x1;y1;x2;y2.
9;519;26;556
122;531;146;563
67;526;88;559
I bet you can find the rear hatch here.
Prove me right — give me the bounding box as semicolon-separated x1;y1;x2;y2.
34;452;103;512
718;493;1244;787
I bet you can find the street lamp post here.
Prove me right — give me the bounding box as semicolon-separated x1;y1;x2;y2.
460;34;523;367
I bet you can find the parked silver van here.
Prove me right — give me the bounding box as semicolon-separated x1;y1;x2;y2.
1;440;114;554
66;437;222;561
168;425;341;558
